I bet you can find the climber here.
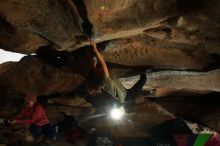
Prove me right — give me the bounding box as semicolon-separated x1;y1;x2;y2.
9;93;56;141
86;40;154;106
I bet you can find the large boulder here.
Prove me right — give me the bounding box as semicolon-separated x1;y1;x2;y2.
0;55;87;95
103;35;211;70
120;70;220;93
0;0;82;53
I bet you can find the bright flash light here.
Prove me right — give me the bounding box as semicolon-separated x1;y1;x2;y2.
110;106;125;120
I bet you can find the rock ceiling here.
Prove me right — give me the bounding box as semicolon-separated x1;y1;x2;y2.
0;0;220;95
